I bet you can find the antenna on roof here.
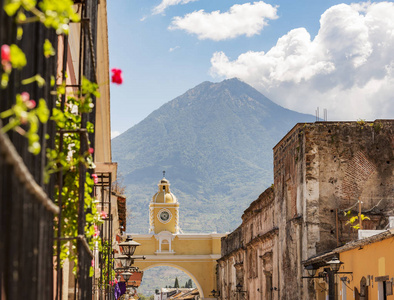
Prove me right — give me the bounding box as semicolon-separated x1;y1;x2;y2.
163;170;166;178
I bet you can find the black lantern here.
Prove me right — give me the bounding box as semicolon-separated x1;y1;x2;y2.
115;255;133;268
305;264;317;277
121;271;132;283
119;236;140;256
327;258;343;273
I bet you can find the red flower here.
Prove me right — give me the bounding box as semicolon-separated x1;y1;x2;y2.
88;147;94;154
111;68;123;84
1;45;10;62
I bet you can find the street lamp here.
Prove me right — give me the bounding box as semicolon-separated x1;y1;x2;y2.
305;264;317;277
121;271;132;283
115;255;133;268
325;257;343;300
327;258;343;273
119;236;140;256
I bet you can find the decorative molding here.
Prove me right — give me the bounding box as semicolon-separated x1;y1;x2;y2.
177;233;227;240
139;254;221;261
155;250;175;255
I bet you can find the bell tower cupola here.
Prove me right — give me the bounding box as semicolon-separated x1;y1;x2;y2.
149;172;180;234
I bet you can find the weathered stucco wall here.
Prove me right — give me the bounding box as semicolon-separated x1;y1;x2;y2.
218;188;278;300
218;120;394;300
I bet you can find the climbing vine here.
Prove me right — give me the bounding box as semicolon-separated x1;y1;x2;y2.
0;0;113;274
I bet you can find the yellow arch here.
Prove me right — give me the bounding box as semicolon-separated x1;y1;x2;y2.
141;263;205;298
131;233;225;299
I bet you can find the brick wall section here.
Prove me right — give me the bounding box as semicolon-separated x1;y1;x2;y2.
341;151;377;201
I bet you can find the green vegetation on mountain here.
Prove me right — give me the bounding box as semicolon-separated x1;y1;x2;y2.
112;78;316;233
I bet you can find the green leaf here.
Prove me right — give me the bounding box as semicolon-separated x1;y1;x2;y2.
28;141;41;155
51;108;66;128
86;121;94;133
43;39;55;58
10;44;27;69
86;213;94;223
21;74;46;87
4;0;22;16
1;73;9;88
36;99;49;123
17;26;23;40
50;75;55;87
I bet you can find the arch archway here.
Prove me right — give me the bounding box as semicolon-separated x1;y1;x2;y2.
131;233;226;299
141;263;205;298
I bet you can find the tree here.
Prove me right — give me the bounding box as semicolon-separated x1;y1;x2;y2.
174;277;179;288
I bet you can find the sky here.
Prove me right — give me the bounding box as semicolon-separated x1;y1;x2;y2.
108;0;394;138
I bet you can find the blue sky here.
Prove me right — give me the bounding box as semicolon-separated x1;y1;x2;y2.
108;1;394;137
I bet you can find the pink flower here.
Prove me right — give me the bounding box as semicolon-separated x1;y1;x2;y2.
21;92;30;102
100;211;108;219
93;225;100;237
92;173;98;184
2;61;11;73
26;100;36;109
1;45;10;62
91;259;95;267
114;278;118;284
111;68;123;84
88;147;94;154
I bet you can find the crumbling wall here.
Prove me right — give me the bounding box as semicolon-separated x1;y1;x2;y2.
219;120;394;300
273;125;306;299
305;120;394;251
273;119;394;300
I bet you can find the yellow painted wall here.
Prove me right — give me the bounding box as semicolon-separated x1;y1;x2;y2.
338;236;394;300
152;205;178;234
131;233;224;299
312;235;394;300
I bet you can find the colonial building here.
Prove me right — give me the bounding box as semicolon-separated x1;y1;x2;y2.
217;120;394;300
304;219;394;300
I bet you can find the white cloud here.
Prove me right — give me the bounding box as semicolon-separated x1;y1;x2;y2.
168;1;278;41
153;0;198;15
210;2;394;120
111;131;120;139
169;46;180;52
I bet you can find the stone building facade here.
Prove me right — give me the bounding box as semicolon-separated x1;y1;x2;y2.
217;120;394;300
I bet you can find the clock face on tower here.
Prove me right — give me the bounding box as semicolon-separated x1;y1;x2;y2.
158;209;172;224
